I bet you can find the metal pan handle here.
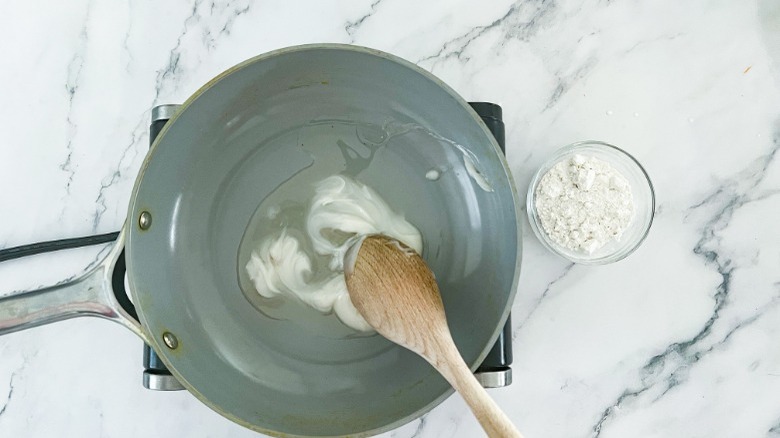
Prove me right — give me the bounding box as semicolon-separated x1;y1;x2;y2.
0;229;148;342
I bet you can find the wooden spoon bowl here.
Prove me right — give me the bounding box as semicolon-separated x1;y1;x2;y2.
344;235;523;438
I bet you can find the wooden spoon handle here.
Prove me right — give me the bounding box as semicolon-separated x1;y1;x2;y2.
437;342;524;438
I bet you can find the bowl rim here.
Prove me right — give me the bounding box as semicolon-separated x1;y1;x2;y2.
526;140;655;265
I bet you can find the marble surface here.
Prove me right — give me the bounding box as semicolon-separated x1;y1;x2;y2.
1;0;778;437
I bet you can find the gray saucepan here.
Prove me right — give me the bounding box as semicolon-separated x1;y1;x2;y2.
0;44;521;437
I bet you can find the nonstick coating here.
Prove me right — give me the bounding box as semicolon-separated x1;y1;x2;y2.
126;45;520;437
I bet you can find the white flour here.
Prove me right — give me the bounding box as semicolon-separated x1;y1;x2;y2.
535;154;634;254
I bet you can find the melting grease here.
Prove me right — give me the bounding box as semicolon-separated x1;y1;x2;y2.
238;117;494;337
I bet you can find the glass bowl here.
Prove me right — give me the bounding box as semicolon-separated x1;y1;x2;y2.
526;141;655;265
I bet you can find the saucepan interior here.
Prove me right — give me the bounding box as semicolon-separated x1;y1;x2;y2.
126;45;520;437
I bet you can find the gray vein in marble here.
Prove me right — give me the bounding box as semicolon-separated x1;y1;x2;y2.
91;120;147;231
543;57;596;111
218;2;250;35
592;385;650;438
417;0;554;65
345;0;382;42
414;0;591;111
154;0;202;101
592;298;779;438
387;414;427;438
60;1;93;194
204;0;251;50
590;130;780;437
749;188;780;204
122;8;133;72
0;373;16;418
621;32;684;57
84;242;113;273
155;0;253;98
652;295;780;401
769;420;780;436
513;263;574;339
417;4;516;65
410;415;427;438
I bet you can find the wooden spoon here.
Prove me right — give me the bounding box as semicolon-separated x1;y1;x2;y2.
344;235;523;438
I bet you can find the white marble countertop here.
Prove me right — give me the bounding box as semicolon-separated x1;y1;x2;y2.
1;1;779;437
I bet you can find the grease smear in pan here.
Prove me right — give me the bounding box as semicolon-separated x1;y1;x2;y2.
237;119;492;336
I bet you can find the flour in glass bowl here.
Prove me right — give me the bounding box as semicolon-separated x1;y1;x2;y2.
534;154;634;254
